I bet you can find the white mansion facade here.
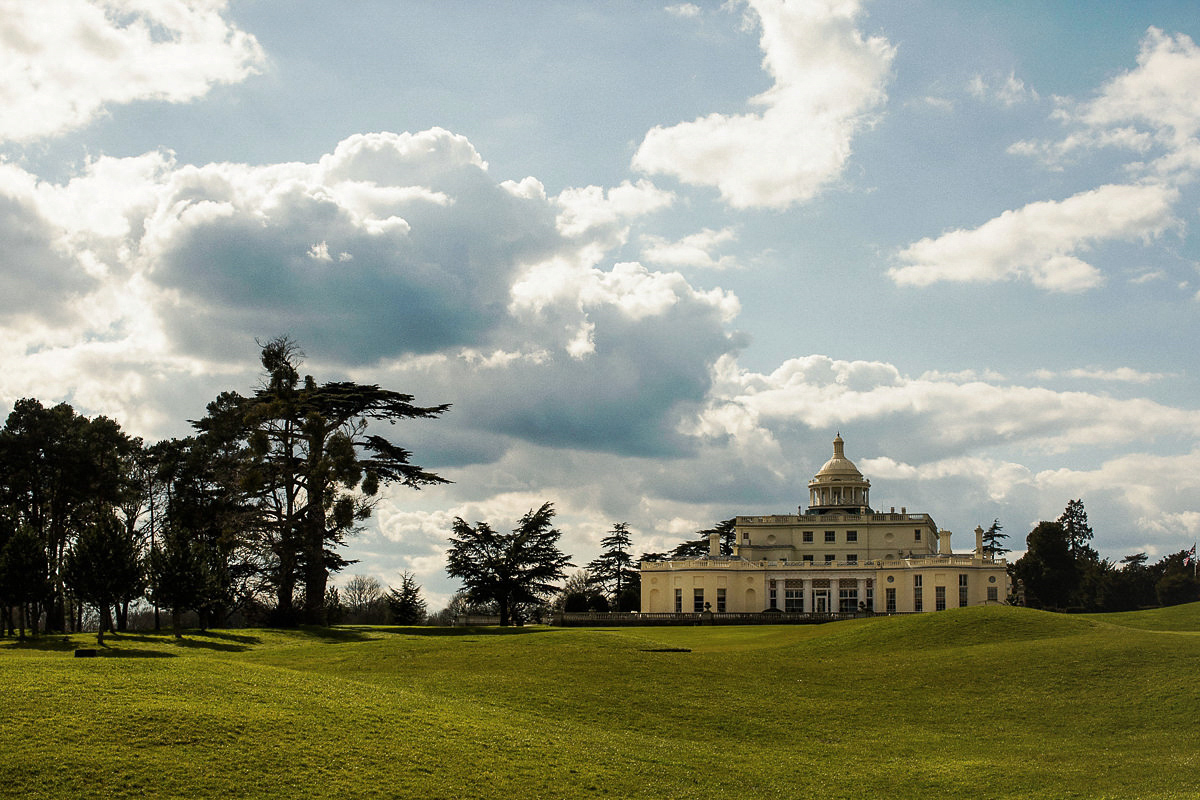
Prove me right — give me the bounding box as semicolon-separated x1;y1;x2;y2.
640;435;1010;615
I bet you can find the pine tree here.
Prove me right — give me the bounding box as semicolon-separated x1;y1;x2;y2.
63;513;143;644
982;518;1009;558
387;572;428;625
1058;499;1095;556
446;502;573;625
670;518;736;559
586;522;638;603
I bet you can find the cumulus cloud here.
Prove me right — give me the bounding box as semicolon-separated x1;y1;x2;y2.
1010;28;1200;177
632;0;894;209
640;227;739;270
0;126;747;465
554;179;675;245
888;182;1179;291
0;0;264;142
665;3;702;19
694;354;1200;461
967;72;1038;106
136;128;562;362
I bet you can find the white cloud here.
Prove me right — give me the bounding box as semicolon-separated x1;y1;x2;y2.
889;182;1179;291
1010;28;1200;179
640;227;740;270
1030;367;1170;384
967;71;1039;106
632;0;894;209
696;354;1200;458
0;0;264;142
554;179;675;243
665;3;701;18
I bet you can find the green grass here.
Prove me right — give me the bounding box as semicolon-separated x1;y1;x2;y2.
4;605;1200;798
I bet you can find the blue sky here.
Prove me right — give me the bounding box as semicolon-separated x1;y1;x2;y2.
3;0;1200;607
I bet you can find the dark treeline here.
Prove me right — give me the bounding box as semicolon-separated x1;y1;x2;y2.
1011;499;1200;611
0;337;447;641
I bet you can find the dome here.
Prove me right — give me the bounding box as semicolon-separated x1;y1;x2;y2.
815;434;863;479
807;434;871;513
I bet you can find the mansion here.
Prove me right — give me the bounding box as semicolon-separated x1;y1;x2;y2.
640;435;1010;615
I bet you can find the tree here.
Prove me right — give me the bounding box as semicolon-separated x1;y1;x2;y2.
343;574;386;622
196;337;449;625
1058;499;1095;557
586;522;638;603
981;519;1009;558
151;431;255;630
670;518;737;559
63;513;143;644
1153;549;1200;607
387;572;427;625
148;520;209;638
0;399;141;632
0;526;50;639
446;502;573;626
1010;521;1077;610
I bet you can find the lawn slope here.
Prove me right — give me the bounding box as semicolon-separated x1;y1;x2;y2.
3;605;1200;799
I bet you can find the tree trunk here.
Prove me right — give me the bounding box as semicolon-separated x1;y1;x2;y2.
303;438;329;627
172;607;182;639
274;537;298;625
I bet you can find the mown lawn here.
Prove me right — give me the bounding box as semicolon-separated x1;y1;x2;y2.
3;604;1200;799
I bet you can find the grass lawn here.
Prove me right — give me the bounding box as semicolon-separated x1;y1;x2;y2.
3;604;1200;799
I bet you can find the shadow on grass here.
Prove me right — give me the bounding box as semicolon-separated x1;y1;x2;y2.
91;648;177;659
1;636;78;652
370;625;563;638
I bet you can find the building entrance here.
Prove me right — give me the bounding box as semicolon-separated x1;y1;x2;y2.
813;589;829;613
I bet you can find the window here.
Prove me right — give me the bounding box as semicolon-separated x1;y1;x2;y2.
694;588;705;612
769;584;778;610
846;530;858;543
716;588;727;612
914;529;922;541
885;587;896;613
825;554;836;564
802;554;814;563
784;588;803;612
839;587;858;613
802;530;813;543
935;586;946;611
913;574;923;612
987;587;999;602
674;588;682;613
959;574;969;607
824;530;836;543
846;553;858;564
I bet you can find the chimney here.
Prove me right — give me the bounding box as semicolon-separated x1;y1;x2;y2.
937;529;952;555
709;532;721;558
975;526;985;559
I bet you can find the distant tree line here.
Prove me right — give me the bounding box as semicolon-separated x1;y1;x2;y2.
1011;499;1200;612
0;337;446;641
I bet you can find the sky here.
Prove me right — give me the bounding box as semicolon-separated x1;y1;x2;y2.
3;0;1200;608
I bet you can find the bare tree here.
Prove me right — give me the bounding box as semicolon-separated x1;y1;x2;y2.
341;574;385;623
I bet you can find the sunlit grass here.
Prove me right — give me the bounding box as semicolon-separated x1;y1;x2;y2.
3;604;1199;798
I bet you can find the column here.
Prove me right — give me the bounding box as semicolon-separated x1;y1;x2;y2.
857;578;868;612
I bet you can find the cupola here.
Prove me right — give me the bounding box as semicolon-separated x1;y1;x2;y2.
807;434;871;514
